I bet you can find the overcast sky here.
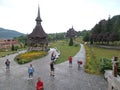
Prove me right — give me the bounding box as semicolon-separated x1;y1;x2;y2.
0;0;120;34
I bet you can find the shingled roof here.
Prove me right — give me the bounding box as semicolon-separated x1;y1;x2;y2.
66;26;78;38
28;6;47;38
28;24;47;38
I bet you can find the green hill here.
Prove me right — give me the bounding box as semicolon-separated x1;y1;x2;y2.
0;27;24;39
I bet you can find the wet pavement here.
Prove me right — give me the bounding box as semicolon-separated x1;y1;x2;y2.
0;44;108;90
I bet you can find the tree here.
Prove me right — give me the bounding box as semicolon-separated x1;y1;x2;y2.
83;32;89;42
96;32;104;44
109;32;119;43
11;44;15;51
106;16;112;32
69;38;73;46
14;35;27;48
89;15;120;45
102;32;110;45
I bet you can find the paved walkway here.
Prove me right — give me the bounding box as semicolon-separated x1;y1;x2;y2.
0;44;108;90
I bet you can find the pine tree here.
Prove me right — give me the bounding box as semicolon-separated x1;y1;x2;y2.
69;38;73;46
83;32;89;42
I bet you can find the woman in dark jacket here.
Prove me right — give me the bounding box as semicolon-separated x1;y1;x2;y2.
50;61;55;76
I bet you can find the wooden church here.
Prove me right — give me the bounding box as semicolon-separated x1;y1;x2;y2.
27;6;48;51
66;26;78;38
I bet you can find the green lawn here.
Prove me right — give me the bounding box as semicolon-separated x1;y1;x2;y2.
85;45;120;74
91;46;120;59
0;40;80;65
50;40;80;64
0;48;26;58
0;51;16;58
15;40;80;64
91;46;120;74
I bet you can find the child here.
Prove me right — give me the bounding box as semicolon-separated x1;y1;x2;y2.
68;56;72;67
28;64;34;78
36;77;44;90
51;51;56;61
5;59;10;70
77;60;83;69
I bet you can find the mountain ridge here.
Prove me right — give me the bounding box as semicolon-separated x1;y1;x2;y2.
0;27;24;39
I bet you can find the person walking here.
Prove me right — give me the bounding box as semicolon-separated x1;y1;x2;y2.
50;61;55;76
51;51;56;62
36;77;44;90
28;64;34;78
5;59;10;70
51;51;54;57
68;56;72;67
77;60;83;69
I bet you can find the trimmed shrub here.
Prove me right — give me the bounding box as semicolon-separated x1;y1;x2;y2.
69;38;73;46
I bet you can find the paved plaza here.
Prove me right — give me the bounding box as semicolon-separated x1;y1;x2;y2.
0;44;108;90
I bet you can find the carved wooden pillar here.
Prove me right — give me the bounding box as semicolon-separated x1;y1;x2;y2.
112;57;118;77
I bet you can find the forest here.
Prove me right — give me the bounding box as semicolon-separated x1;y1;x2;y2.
89;15;120;45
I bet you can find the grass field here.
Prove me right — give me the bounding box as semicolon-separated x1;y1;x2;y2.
85;45;120;74
0;48;26;58
0;51;17;58
0;39;80;65
50;40;80;64
91;46;120;59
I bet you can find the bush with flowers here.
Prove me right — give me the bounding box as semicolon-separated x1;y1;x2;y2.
15;51;47;64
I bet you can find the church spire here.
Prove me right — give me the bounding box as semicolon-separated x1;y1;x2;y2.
36;5;42;23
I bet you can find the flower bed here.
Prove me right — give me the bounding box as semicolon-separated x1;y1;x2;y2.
84;45;100;74
15;51;47;64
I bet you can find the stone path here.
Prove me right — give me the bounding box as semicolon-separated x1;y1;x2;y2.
0;44;108;90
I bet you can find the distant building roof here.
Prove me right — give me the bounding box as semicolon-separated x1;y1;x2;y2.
66;26;78;38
